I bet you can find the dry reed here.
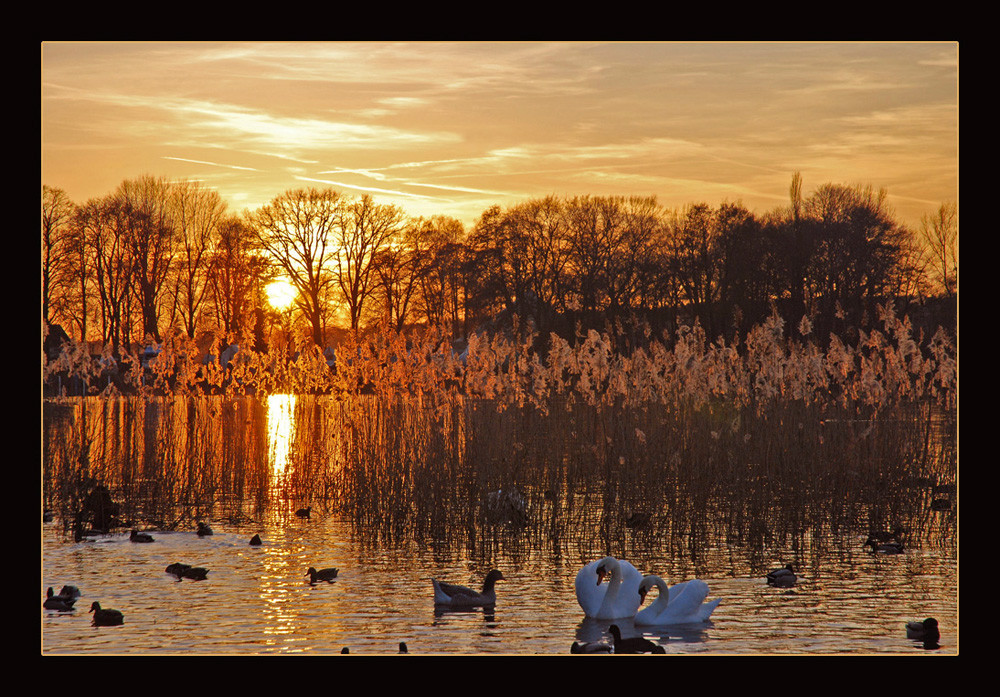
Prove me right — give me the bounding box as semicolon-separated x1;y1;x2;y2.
43;306;957;564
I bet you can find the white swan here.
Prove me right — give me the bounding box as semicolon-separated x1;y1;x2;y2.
575;556;643;619
634;574;721;625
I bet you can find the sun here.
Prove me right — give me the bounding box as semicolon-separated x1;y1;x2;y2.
266;280;297;310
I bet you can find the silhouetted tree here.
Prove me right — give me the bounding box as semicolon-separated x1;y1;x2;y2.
335;194;406;332
117;175;176;344
209;216;269;344
920;202;958;298
42;186;78;331
170;181;227;338
247;188;343;347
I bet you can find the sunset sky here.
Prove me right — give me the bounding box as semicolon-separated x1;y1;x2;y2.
41;41;958;230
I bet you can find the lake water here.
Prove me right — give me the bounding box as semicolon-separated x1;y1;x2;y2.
41;395;958;655
41;511;957;655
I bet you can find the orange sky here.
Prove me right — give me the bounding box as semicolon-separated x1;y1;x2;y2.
41;41;958;230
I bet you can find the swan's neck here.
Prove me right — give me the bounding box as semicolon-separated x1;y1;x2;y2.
644;576;670;612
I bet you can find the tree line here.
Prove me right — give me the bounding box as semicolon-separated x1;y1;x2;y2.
42;172;957;357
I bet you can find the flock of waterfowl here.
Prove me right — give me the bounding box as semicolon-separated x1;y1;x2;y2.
44;515;942;653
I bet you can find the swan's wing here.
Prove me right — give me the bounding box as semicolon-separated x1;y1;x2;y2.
658;579;712;623
613;560;643;617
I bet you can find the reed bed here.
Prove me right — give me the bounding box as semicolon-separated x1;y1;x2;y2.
43;305;957;565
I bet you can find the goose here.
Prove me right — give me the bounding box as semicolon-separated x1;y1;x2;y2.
906;617;940;643
608;624;665;654
765;564;797;588
44;587;77;611
575;556;642;619
130;529;154;543
90;601;124;626
635;574;721;625
865;536;904;554
306;566;339;583
196;521;213;536
249;534;262;546
570;639;613;654
432;569;504;607
295;507;312;519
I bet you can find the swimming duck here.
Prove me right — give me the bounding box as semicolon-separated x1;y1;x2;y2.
181;566;209;581
44;587;77;611
249;534;262;546
58;585;81;599
399;642;408;654
766;564;797;588
867;526;905;543
306;566;339;583
90;601;124;626
570;639;614;654
906;617;940;643
165;562;191;577
130;529;154;543
608;624;665;654
295;507;312;519
196;521;213;536
865;536;904;554
432;569;504;607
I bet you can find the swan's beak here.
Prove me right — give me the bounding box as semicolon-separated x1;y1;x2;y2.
596;568;606;585
639;588;647;605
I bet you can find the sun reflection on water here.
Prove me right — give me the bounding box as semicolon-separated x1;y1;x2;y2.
267;394;296;482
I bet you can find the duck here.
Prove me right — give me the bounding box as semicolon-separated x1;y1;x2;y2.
181;566;209;581
625;512;652;530
570;639;613;654
44;587;77;611
58;585;81;600
432;569;504;607
634;574;721;625
608;624;665;654
906;617;940;643
865;536;904;554
165;562;191;577
196;521;213;536
398;642;409;654
306;566;339;583
765;564;797;588
867;525;905;543
295;506;312;519
130;529;154;543
90;601;124;626
249;534;262;546
575;556;642;619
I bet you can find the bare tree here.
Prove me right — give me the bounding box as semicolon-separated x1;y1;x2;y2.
247;188;343;347
76;196;137;352
920;202;958;298
335;194;405;332
42;186;78;330
117;175;177;343
209;216;268;345
170;181;227;338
